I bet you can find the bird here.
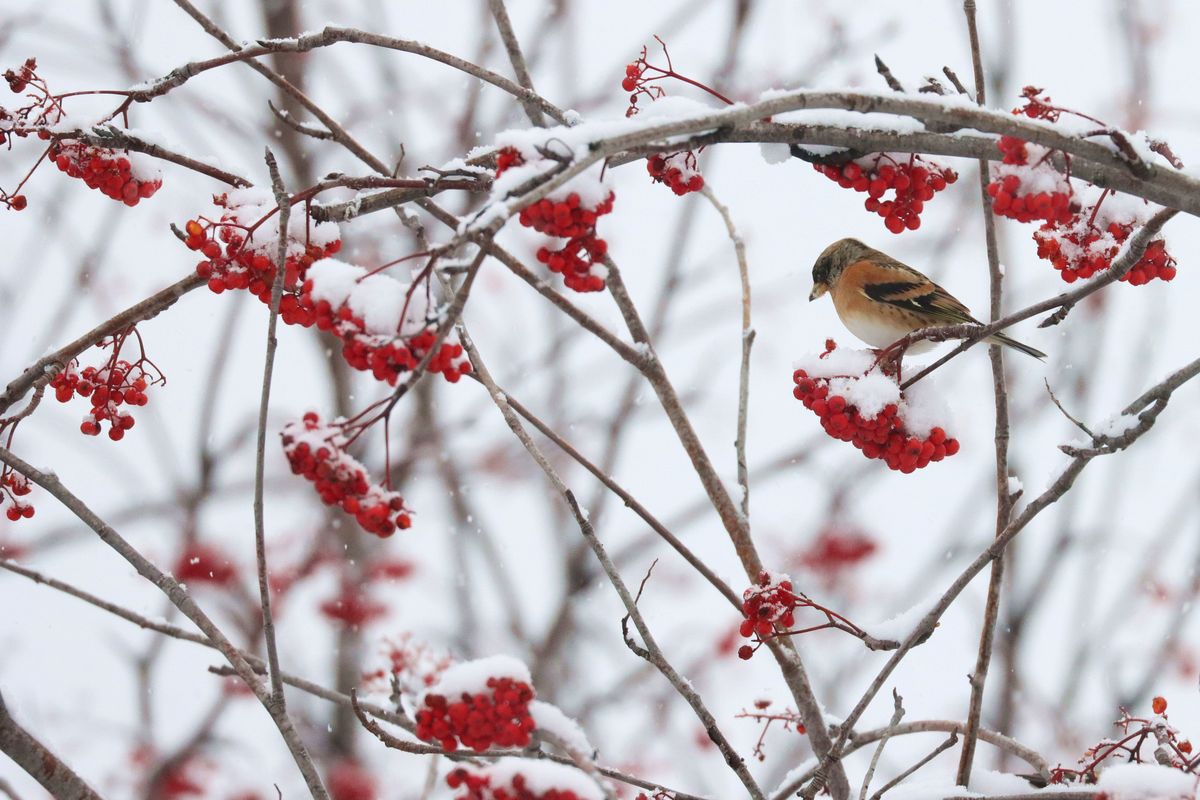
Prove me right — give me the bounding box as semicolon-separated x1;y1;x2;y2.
808;237;1046;359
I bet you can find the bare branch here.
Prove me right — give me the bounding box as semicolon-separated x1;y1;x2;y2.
0;691;103;800
486;0;547;126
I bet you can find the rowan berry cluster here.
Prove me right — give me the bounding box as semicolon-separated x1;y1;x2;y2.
49;329;162;441
798;527;878;581
621;38;725;193
646;151;704;195
281;413;413;537
320;580;387;629
988;87;1179;285
300;259;472;384
813;154;957;234
987;164;1075;225
447;767;589;800
1032;201;1177;284
3;57;163;211
327;760;377;800
173;543;238;586
182;190;342;310
416;675;536;752
1;470;34;521
48;141;161;206
737;572;798;659
792;341;958;472
492;142;617;291
523;193;615;293
1048;696;1194;785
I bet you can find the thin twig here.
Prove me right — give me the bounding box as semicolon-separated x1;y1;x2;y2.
957;0;1011;785
701;184;754;519
870;734;958;800
859;690;905;800
256;149;290;704
486;0;546;126
0;691;103;800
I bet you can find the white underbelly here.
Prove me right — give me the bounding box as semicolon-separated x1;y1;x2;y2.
837;308;936;354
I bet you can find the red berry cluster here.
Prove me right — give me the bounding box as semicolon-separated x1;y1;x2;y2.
50;333;160;441
1033;211;1177;285
525;192;615;293
737;572;798;659
416;677;536;752
813;154;957;234
989;87;1179;286
447;769;587;800
647;151;704;195
1;58;52;210
320;580;387;629
48;141;161;206
327;760;377;800
281;413;413;537
493;147;524;177
301;281;471;385
3;58;37;95
1;470;34;521
173;543;238;586
493;145;616;292
182;200;341;314
987;166;1075;225
799;528;878;579
791;373;958;474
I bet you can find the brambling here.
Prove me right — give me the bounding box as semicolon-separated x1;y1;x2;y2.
809;237;1046;359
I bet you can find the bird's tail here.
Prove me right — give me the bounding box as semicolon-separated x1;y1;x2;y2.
987;332;1046;360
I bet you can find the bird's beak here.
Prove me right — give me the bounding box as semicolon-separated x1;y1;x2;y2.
809;282;828;302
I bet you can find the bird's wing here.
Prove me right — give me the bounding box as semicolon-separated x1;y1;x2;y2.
857;257;978;325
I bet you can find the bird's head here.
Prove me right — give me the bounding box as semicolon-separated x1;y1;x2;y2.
810;237;871;301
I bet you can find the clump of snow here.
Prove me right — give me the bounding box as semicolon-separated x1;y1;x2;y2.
1095;763;1196;799
760;142;793;165
530;701;594;755
900;376;956;439
1097;412;1140;438
828;371;901;418
426;654;531;700
861;591;941;642
306;258;432;338
793;344;954;437
1007;475;1023;495
219;187;340;255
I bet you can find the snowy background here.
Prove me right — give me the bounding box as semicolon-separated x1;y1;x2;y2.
1;1;1197;797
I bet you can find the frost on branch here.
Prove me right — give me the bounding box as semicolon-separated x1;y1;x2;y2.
791;340;959;473
414;655;537;752
987;86;1179;285
446;759;604;800
281;412;413;537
